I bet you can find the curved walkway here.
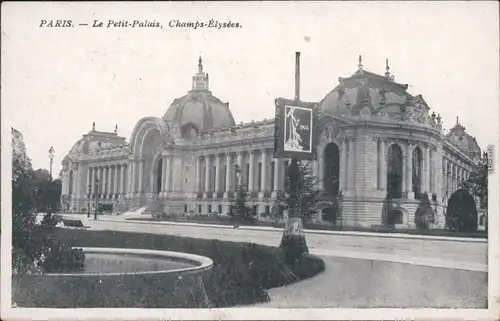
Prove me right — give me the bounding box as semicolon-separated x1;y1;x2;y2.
255;256;487;308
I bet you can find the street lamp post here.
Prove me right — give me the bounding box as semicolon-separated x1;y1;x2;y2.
47;146;55;214
233;164;241;227
48;146;55;182
94;175;100;220
87;183;91;218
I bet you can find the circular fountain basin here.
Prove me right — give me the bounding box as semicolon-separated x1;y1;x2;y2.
53;247;213;276
14;247;214;308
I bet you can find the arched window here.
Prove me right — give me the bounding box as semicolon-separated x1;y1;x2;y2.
412;147;423;198
323;143;340;196
386;144;403;198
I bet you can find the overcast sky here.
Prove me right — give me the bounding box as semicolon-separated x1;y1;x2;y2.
2;1;499;176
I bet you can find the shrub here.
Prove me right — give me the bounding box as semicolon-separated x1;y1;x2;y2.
414;193;431;230
446;189;478;232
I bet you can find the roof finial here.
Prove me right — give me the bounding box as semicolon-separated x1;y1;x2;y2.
198;56;203;73
114;124;118;134
385;58;391;78
92;122;95;131
358;55;363;71
456;116;459;125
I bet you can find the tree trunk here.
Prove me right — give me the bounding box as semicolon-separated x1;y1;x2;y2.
279;159;308;263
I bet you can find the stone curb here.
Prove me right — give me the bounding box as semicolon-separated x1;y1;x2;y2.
105;218;487;244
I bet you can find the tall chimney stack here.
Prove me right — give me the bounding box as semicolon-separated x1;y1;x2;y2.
295;52;300;101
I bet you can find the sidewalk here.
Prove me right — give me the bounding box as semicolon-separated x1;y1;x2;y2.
76;214;487;243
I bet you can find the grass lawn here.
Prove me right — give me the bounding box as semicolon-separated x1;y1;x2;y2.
13;227;325;308
129;215;488;239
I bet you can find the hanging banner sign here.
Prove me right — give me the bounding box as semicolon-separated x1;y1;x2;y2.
274;98;317;160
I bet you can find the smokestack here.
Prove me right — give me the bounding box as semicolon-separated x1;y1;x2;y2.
295;52;300;101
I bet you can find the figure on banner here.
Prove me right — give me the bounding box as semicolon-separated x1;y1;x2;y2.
285;107;304;151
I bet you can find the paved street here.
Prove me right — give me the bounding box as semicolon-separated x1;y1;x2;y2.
61;214;487;272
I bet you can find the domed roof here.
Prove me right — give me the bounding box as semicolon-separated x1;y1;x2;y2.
446;119;482;160
162;57;235;133
319;58;412;116
318;57;441;129
66;123;126;158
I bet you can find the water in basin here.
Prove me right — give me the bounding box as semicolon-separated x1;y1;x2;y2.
83;253;196;273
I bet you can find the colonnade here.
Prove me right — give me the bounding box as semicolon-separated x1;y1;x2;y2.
86;163;128;199
194;149;285;199
379;139;436;198
443;157;470;198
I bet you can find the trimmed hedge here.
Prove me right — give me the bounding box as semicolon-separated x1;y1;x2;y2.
13;228;325;308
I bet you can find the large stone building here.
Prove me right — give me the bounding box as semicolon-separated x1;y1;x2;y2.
60;57;482;228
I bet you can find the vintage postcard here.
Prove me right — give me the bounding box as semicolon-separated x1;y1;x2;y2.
1;1;499;320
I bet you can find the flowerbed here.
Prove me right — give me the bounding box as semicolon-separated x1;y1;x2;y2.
13;228;325;308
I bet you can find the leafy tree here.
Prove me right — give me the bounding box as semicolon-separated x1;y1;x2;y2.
32;169;62;213
460;154;488;210
12;128;41;274
278;159;321;264
275;160;322;223
229;181;254;225
414;193;435;230
445;189;478;232
12;128;84;274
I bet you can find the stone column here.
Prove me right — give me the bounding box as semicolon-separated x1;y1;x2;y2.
259;149;268;199
195;156;201;194
102;166;107;198
165;156;172;193
215;154;222;196
89;168;94;195
405;142;414;199
128;161;134;196
318;145;325;190
120;164;125;195
381;140;387;192
224;153;232;199
138;161;143;195
160;155;167;196
249;151;255;193
204;155;211;197
451;163;456;192
272;157;281;199
347;139;354;190
424;146;431;195
377;139;384;190
113;165;119;195
340;139;347;191
442;157;448;196
86;167;91;197
108;165;113;198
